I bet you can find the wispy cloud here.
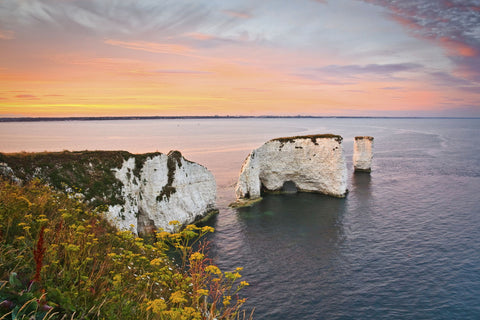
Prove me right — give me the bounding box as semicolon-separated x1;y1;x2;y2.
105;39;193;55
0;29;14;40
295;63;422;84
155;69;212;75
381;86;404;90
15;94;39;100
222;10;251;19
362;0;480;80
317;63;422;76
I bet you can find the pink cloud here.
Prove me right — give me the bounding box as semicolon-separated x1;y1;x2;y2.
185;32;216;41
439;37;478;57
222;10;251;19
15;94;39;100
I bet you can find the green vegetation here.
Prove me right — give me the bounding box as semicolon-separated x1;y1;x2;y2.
228;198;263;208
354;136;374;141
0;179;251;319
0;151;164;207
271;134;343;145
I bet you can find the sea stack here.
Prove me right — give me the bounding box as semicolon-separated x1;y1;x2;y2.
235;134;348;200
353;136;374;172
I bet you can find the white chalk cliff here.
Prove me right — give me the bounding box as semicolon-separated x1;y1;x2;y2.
235;134;348;199
353;136;374;172
107;151;217;234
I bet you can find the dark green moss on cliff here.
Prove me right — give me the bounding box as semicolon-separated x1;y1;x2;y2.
132;152;163;178
156;150;183;202
271;134;343;145
0;150;161;208
354;136;374;141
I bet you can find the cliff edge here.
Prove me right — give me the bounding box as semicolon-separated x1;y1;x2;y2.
0;150;217;234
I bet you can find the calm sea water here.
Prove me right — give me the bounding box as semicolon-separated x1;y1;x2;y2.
1;118;480;319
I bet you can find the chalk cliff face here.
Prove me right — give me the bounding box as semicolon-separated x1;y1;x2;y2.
353;136;374;172
0;150;217;234
108;151;217;234
235;134;348;199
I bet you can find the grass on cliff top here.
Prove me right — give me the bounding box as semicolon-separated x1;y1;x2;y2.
0;179;251;319
270;134;343;144
0;151;163;207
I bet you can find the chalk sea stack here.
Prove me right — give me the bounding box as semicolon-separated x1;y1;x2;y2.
353;136;374;172
0;150;217;234
235;134;348;201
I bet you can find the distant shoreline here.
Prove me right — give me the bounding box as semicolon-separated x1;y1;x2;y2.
0;115;477;122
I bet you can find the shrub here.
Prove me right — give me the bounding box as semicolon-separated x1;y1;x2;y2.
0;179;251;319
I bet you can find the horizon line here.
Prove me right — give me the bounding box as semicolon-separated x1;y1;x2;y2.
1;115;479;122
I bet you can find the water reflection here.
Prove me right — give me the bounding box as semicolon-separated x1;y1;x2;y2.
214;193;348;319
237;193;346;251
350;171;372;200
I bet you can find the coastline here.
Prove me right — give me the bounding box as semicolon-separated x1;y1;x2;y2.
0;115;476;122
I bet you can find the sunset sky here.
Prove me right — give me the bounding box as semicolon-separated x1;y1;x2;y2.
1;0;479;117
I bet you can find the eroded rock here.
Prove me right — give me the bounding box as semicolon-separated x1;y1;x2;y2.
353;136;374;172
106;151;217;234
235;134;348;200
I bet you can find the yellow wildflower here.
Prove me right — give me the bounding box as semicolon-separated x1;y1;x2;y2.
146;298;167;314
197;289;209;297
189;252;204;261
150;258;163;266
182;307;202;319
201;226;215;233
170;291;187;304
157;231;170;239
205;265;221;276
185;224;199;231
223;295;232;306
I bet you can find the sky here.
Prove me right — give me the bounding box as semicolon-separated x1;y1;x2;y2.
0;0;479;117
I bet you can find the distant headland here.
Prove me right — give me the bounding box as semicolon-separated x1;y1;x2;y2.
0;115;473;122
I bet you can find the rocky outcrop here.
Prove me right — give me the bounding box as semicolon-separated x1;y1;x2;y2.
107;151;217;234
353;136;374;172
0;150;217;234
235;134;348;200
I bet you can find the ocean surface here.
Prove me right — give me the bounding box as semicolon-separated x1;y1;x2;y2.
1;118;479;319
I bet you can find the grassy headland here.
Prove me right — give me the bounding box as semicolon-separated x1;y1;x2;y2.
0;179;250;319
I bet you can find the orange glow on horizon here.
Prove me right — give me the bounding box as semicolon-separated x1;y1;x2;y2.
1;1;479;118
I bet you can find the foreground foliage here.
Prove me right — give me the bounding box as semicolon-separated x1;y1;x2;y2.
0;179;250;319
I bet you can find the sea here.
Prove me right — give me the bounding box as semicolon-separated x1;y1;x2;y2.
1;118;479;319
